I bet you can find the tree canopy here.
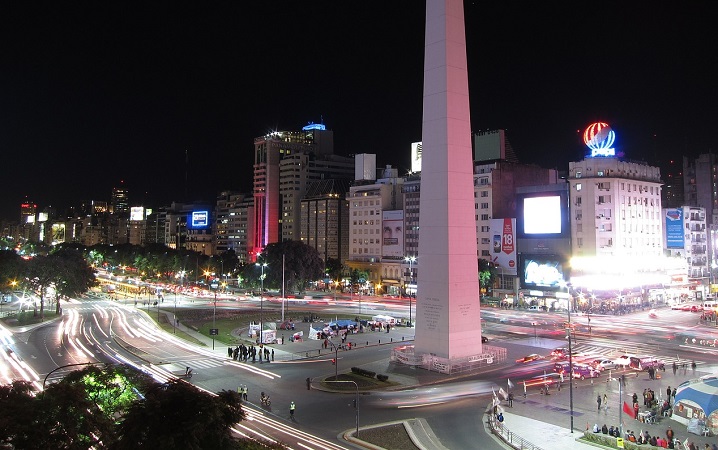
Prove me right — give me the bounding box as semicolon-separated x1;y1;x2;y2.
0;364;286;449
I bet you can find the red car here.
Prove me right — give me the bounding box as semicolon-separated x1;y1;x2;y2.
516;353;542;363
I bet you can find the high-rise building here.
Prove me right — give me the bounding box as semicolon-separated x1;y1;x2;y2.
683;154;718;226
215;191;254;264
300;178;350;263
252;123;352;259
346;164;404;293
568;157;663;258
111;183;129;215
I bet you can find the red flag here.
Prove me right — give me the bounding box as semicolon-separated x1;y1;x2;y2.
623;401;634;417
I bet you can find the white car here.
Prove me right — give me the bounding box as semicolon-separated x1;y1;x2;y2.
613;355;634;367
591;359;617;371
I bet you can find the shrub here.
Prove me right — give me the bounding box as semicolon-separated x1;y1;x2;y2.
350;367;376;378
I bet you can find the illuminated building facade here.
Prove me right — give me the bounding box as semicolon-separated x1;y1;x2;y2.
299;178;350;263
215;191;255;264
252;124;352;259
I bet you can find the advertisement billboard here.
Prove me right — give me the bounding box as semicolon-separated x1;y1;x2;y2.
382;210;404;258
411;142;422;173
665;208;684;249
51;223;66;244
516;190;569;239
520;254;566;289
188;210;210;230
490;218;517;275
130;207;144;221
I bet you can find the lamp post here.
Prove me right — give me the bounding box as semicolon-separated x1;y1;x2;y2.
561;281;575;433
404;256;416;327
324;380;360;438
256;262;268;345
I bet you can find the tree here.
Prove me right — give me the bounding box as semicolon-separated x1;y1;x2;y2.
24;255;56;318
50;247;97;314
325;258;344;285
0;249;24;293
478;259;495;296
260;241;324;294
114;381;246;450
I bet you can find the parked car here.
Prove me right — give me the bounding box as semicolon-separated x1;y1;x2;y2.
571;364;601;380
613;355;634;367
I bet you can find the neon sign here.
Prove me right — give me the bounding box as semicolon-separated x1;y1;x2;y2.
584;122;616;157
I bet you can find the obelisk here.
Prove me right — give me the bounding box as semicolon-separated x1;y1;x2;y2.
414;0;482;361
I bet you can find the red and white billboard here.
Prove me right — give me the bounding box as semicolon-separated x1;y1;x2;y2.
490;218;517;275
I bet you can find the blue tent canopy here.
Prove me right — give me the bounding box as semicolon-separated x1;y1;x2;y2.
675;376;718;416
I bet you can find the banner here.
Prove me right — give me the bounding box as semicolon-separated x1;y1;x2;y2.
490;218;517;275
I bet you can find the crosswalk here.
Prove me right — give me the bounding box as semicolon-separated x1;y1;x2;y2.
570;342;705;368
169;358;225;370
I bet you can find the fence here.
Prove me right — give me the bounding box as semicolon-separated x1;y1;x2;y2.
391;344;508;374
485;403;546;450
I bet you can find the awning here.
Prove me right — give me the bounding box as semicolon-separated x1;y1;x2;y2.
675;376;718;416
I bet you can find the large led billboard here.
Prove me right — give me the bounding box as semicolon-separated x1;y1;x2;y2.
516;190;569;239
187;210;210;230
130;207;144;221
665;208;684;249
520;254;566;289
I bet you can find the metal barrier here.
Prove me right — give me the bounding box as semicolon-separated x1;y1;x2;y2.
485;404;546;450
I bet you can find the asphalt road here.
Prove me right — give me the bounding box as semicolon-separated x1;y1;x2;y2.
3;294;716;450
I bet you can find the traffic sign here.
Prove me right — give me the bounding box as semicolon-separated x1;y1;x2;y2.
210;328;219;336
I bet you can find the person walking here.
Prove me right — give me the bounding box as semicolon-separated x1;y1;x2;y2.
691;360;696;374
597;394;602;411
666;386;672;404
289;401;296;419
672;361;677;375
243;385;248;401
508;392;514;407
603;394;608;411
671;387;676;401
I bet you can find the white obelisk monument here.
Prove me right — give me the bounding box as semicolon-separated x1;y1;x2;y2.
414;0;483;362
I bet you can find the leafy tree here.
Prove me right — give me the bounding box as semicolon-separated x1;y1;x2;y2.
114;381;245;450
260;241;324;293
23;255;56;318
348;268;369;294
0;381;38;449
325;258;344;284
478;258;495;296
50;247;97;314
0;249;24;293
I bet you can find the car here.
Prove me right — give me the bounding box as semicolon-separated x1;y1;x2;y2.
571;364;601;380
551;347;569;358
522;373;562;389
613;355;634;367
516;353;543;363
591;359;617;371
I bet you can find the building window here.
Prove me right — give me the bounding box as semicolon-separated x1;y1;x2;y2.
480;214;489;221
576;183;582;191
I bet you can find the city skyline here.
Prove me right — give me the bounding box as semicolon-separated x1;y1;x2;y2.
2;1;715;221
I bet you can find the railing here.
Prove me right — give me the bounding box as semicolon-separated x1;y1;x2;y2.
485;404;546;450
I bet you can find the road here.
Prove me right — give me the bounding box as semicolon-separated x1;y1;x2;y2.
2;294;716;449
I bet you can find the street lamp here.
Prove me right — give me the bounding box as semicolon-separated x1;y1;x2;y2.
324;380;360;438
404;256;416;327
559;280;575;434
256;262;268;346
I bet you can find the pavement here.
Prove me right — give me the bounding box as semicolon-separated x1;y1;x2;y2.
129;302;718;450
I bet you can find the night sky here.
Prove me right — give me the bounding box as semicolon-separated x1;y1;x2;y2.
1;1;715;221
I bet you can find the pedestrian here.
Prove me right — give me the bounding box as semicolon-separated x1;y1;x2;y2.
672;387;676;400
508;392;514;407
228;347;233;358
672;361;677;375
306;377;311;390
290;401;296;419
243;385;248;401
597;394;602;411
643;389;648;406
667;386;671;403
632;393;638;405
633;402;639;420
603;394;608;411
691;360;696;374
